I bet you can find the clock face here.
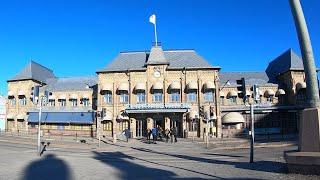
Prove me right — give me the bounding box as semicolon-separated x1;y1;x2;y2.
153;67;161;77
154;71;161;78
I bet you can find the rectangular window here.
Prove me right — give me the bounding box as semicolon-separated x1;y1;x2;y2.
229;97;237;104
59;99;66;106
170;91;180;103
57;124;65;130
9;98;16;106
103;92;112;104
220;97;225;105
152;91;163;103
204;91;214;102
81;98;89;106
19;96;27;106
70;99;77;106
119;91;129;103
136;92;145;104
102;121;112;131
49;99;55;106
267;96;274;103
187;91;197;102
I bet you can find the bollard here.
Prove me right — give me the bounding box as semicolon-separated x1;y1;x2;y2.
113;134;117;143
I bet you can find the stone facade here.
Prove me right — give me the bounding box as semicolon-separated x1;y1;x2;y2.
5;47;308;139
97;64;220;139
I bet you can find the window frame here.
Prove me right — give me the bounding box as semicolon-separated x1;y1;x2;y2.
136;91;146;104
119;90;129;104
152;90;163;103
187;91;197;103
170;90;180;103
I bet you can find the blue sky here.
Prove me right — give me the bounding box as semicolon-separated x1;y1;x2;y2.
0;0;319;95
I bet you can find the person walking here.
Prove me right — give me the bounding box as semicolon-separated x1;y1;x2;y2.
165;128;170;143
151;127;157;144
157;125;163;141
173;127;178;142
170;127;178;143
147;128;151;143
170;127;174;143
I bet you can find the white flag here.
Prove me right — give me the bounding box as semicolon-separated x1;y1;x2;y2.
149;14;156;25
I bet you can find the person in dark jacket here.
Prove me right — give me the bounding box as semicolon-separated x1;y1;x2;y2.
147;128;151;143
170;127;178;143
152;127;157;144
165;128;170;143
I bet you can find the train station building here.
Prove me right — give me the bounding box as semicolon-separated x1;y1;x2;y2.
5;44;308;139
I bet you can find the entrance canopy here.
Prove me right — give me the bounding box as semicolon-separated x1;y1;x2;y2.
222;112;245;124
28;112;94;124
125;103;189;113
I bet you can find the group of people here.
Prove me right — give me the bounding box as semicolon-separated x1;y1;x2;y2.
147;125;178;144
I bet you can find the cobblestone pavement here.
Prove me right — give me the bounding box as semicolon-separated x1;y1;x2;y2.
0;136;319;180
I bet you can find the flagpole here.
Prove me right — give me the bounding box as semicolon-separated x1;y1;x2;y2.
154;21;158;46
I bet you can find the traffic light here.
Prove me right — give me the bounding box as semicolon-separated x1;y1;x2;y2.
43;90;52;105
199;105;205;118
252;84;260;102
31;85;40;104
236;78;247;103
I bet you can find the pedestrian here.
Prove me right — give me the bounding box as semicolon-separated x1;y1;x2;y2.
147;128;151;143
165;128;170;143
170;127;174;143
124;129;130;143
173;127;178;142
157;125;163;141
151;127;157;144
170;127;178;143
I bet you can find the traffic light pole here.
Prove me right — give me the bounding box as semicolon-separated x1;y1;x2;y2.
37;97;42;156
250;103;255;163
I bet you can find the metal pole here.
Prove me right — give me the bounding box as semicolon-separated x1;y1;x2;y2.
37;98;42;155
206;118;209;149
154;21;158;46
250;104;255;163
289;0;320;108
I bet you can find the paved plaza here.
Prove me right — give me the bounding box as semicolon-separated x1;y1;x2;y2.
0;136;319;180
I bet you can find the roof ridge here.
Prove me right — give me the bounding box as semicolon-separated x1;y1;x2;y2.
120;49;195;54
56;75;97;79
220;71;265;73
30;60;54;73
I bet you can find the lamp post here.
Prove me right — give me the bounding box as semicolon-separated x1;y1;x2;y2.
289;0;320;108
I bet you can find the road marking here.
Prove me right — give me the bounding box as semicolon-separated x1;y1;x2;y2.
0;139;8;142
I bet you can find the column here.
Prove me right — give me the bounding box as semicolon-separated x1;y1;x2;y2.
164;116;170;130
147;117;153;130
130;118;136;138
199;117;204;138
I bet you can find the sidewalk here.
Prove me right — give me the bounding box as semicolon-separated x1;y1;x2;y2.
0;132;298;151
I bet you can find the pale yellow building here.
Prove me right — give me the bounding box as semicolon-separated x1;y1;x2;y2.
6;47;309;139
96;45;221;138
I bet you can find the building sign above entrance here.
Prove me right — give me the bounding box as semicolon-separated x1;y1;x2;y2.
125;103;190;113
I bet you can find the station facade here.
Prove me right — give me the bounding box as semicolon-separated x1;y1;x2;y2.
5;45;309;138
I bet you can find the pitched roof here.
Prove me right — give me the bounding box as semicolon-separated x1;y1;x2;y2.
41;76;97;92
266;49;303;82
97;48;218;73
8;61;56;83
145;46;169;65
219;71;277;87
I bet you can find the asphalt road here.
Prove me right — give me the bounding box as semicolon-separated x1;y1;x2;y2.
0;137;319;180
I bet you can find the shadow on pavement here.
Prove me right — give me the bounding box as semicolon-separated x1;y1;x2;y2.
21;154;72;180
201;153;244;158
93;151;209;179
131;147;287;174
